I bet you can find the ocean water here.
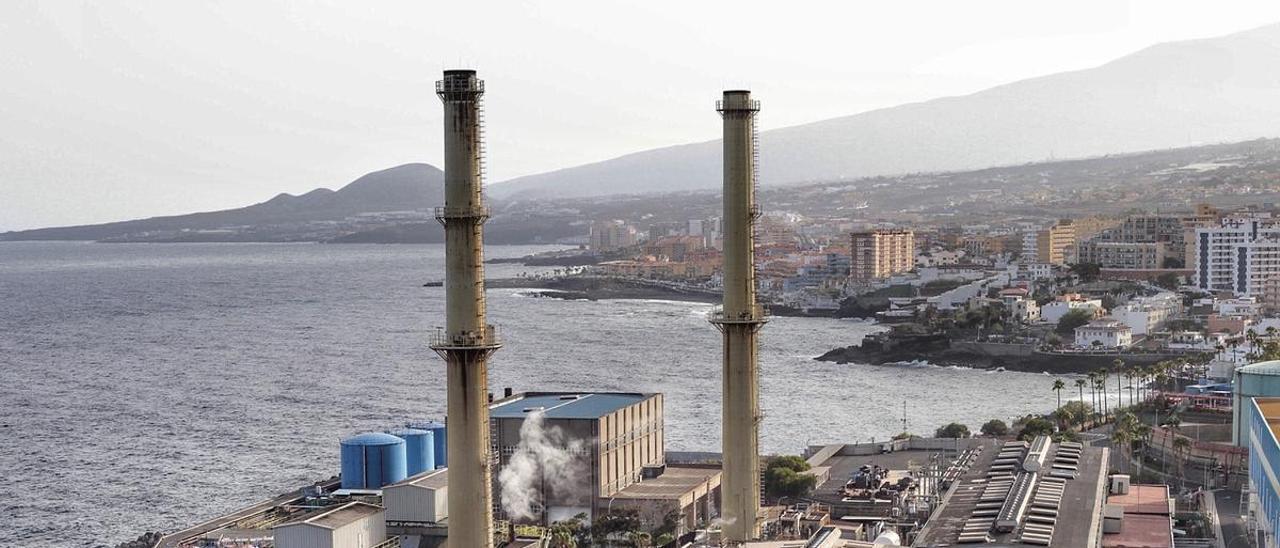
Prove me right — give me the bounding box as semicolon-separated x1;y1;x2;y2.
1;242;1075;547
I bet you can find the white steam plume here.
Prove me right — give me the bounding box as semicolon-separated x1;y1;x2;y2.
498;410;590;522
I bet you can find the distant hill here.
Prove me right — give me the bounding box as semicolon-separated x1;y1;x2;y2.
490;23;1280;200
0;164;444;241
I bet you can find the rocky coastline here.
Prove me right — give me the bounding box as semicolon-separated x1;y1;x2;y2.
815;332;1202;374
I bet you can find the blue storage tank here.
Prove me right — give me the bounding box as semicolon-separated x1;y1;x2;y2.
407;421;447;468
388;427;435;476
339;432;407;489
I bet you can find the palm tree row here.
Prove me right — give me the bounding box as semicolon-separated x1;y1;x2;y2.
1053;356;1203;423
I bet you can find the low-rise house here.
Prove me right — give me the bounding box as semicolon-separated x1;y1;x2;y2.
1075;319;1134;348
1111;293;1181;335
1042;293;1106;324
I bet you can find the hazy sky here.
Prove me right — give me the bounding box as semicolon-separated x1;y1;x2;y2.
4;1;1280;231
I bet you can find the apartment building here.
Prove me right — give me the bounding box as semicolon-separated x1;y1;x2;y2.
1192;217;1280;296
1036;220;1076;265
850;229;915;280
590;220;639;252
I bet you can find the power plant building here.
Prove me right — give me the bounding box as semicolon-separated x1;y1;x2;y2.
490;392;666;524
850;229;915;280
273;502;387;548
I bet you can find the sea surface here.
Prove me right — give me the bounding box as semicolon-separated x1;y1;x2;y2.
1;242;1086;547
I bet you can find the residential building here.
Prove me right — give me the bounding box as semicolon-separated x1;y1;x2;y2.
589;220;638;252
850;229;915;280
916;249;965;268
1037;220;1076;265
1076;241;1167;270
1000;293;1041;323
1110;293;1181;336
1075;319;1133;348
1192;217;1280;295
1072;216;1122;242
643;235;706;262
1021;231;1039;260
1041;294;1105;324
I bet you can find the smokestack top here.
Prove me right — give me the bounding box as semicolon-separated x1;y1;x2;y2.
717;90;759;113
437;70;484;98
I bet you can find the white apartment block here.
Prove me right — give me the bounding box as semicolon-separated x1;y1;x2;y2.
1193;217;1280;296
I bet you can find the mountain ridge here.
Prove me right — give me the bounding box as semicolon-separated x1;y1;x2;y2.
490;22;1280;200
0;163;443;241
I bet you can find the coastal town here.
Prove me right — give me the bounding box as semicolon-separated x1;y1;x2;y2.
521;202;1280;376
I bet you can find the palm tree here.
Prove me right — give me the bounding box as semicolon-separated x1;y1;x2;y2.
1097;369;1110;419
1053;379;1066;412
1075;378;1087;408
1087;372;1099;417
1162;414;1182;477
1172;436;1192;491
1113;359;1125;411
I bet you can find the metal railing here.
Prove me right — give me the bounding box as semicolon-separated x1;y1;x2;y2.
430;325;500;349
433;206;491;221
708;304;767;323
370;537;401;548
435;78;484;95
715;98;761;112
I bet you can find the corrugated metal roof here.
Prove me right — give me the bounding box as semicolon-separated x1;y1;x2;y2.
490;393;650;419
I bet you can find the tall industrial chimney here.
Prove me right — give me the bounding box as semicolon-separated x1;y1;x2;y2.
433;69;499;548
712;89;765;544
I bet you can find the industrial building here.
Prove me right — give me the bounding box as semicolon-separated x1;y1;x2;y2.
489;392;668;524
273;502;387;548
850;229;916;280
383;468;450;548
1233;361;1280;446
1100;483;1175;548
1246;396;1280;547
912;436;1109;547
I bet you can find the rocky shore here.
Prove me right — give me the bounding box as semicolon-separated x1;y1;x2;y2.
816;332;1198;374
488;276;722;303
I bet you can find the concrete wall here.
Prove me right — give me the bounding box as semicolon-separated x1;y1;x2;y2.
817;437;983;458
951;340;1036;357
